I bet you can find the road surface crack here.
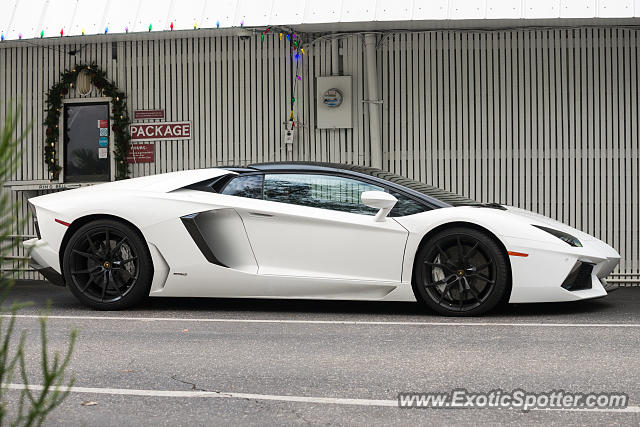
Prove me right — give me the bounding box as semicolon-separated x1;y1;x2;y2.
170;375;208;392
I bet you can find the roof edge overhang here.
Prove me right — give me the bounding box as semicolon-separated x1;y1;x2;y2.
1;17;639;49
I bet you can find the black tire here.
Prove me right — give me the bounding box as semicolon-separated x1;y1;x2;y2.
413;227;509;316
62;219;153;310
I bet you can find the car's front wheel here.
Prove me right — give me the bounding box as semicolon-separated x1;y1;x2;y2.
62;219;153;310
413;227;509;316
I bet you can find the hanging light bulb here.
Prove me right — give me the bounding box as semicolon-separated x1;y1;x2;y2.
170;22;174;31
301;48;305;55
0;34;4;42
193;22;198;29
105;27;109;34
216;20;220;28
125;26;129;33
148;23;152;31
240;20;244;27
60;28;64;37
40;30;44;38
260;34;264;41
296;75;301;80
18;33;22;39
279;33;283;40
81;28;85;35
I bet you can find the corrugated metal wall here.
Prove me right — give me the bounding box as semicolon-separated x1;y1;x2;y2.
1;27;638;281
378;27;639;280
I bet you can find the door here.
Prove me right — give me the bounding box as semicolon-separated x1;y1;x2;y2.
233;173;409;283
63;102;110;182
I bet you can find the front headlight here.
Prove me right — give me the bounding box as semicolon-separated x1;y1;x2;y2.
532;225;582;247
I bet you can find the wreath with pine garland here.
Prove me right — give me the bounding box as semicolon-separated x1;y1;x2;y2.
44;63;130;180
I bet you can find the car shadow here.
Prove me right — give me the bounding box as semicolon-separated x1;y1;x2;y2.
6;279;623;319
140;294;615;318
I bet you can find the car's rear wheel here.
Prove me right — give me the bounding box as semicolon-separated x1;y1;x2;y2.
62;219;153;310
413;227;509;316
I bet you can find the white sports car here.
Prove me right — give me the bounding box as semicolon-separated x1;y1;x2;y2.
24;162;620;316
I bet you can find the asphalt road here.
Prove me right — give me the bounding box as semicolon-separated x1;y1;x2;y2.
2;280;640;426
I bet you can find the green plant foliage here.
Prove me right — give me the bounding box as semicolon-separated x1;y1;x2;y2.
44;63;131;180
1;104;76;425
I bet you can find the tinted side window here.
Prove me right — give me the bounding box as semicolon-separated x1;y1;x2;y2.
389;191;430;217
263;174;383;215
221;175;263;199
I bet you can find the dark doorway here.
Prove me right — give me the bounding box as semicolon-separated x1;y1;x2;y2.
63;102;110;182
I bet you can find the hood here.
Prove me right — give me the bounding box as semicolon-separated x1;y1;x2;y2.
502;205;596;242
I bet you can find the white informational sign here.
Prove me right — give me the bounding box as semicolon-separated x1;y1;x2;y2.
98;147;108;159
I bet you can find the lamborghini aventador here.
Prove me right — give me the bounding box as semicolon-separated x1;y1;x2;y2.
24;162;620;316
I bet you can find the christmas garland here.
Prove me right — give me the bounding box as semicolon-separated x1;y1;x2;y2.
44;63;130;180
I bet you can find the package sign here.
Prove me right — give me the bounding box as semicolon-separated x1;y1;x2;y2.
98;137;109;147
98;147;108;159
134;109;165;120
99;128;109;136
129;122;192;141
126;144;155;163
98;120;108;128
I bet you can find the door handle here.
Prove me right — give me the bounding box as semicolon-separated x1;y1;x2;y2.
248;212;274;218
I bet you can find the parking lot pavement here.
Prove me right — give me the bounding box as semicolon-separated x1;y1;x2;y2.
3;280;640;426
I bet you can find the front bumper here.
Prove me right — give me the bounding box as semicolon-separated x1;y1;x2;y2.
505;236;620;303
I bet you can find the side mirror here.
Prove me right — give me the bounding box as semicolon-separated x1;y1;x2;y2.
361;191;397;222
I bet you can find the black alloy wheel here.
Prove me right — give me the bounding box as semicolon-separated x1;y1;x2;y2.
63;219;153;310
413;227;509;316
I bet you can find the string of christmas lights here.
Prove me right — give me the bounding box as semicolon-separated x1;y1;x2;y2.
259;27;306;127
0;19;246;41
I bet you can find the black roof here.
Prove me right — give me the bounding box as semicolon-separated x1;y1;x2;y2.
240;162;479;208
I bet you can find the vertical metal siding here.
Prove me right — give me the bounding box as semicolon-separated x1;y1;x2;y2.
378;28;639;278
0;27;638;281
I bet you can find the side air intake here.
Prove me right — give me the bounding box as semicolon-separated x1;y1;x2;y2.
561;262;594;291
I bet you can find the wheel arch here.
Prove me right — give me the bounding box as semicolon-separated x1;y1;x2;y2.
412;221;513;304
59;214;150;279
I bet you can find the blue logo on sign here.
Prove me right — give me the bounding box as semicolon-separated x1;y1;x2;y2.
98;137;108;147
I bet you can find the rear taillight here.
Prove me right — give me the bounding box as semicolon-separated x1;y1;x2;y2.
28;202;41;239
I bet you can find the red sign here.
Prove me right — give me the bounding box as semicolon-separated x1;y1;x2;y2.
129;122;192;141
134;109;165;120
126;144;155;163
98;120;108;128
